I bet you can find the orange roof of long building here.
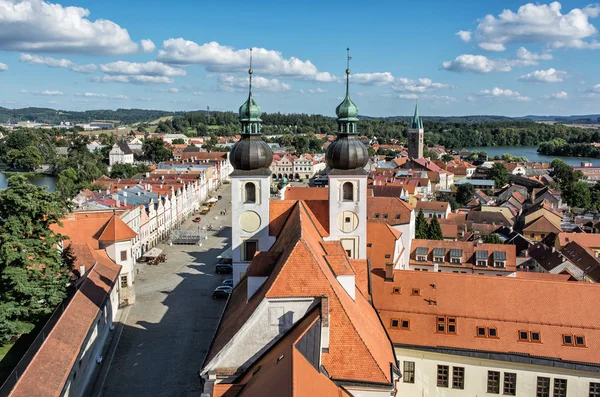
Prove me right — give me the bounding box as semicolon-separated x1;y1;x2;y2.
372;270;600;366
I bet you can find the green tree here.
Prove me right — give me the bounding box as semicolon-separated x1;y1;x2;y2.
172;138;186;144
415;209;428;239
488;163;509;188
483;233;503;244
5;146;43;171
427;216;444;240
56;168;79;200
109;163;150;179
441;154;454;162
564;181;592;209
456;183;475;205
142;138;172;163
0;175;71;344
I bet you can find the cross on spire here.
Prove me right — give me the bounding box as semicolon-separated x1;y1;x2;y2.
346;47;351;96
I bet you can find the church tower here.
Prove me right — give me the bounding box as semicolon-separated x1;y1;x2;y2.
325;49;369;260
229;50;275;285
407;100;424;159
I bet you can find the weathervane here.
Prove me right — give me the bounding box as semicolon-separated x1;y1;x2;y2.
346;47;351;95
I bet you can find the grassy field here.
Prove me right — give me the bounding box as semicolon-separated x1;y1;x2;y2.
0;344;13;361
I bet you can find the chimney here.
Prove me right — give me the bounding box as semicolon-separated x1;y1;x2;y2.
321;295;330;352
79;264;86;277
385;262;394;282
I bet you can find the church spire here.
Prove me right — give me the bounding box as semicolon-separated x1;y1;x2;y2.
239;48;262;134
335;48;359;134
410;99;423;129
326;48;368;171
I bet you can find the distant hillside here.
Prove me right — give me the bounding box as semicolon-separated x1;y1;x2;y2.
371;115;513;124
0;107;182;125
519;114;600;124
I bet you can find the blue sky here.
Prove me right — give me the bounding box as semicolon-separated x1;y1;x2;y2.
0;0;599;117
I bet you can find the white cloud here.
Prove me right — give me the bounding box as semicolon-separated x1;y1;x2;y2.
456;30;472;42
591;84;600;93
215;74;291;92
543;91;568;99
140;39;156;53
442;54;536;73
393;77;452;92
517;68;567;83
396;93;458;103
308;88;327;94
398;93;419;100
0;0;148;54
80;92;128;100
352;72;394;86
479;87;531;101
157;39;334;82
193;91;203;96
20;89;63;96
169;88;179;93
516;47;553;61
99;61;186;77
0;62;7;71
466;2;600;51
19;53;97;73
91;75;174;84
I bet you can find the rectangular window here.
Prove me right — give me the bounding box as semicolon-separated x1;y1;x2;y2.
374;213;380;219
477;326;486;337
562;334;573;345
437;365;449;388
488;327;498;337
120;250;127;261
403;361;415;383
519;330;529;341
401;320;410;329
575;335;586;346
244;240;258;261
120;275;128;288
553;379;567;397
417;255;427;262
503;373;516;396
392;287;401;294
536;377;550;397
391;319;399;328
488;371;500;394
411;288;420;296
452;367;464;389
590;383;600;397
451;258;461;264
531;332;541;342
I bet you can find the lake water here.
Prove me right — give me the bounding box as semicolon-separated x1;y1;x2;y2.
466;146;600;166
0;173;57;191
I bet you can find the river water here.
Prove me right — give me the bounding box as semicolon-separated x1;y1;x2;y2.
466;146;600;166
0;173;57;191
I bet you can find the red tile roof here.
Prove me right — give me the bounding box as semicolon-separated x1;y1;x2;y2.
416;201;450;212
372;270;600;365
285;187;329;201
96;215;137;242
10;251;121;397
367;197;413;226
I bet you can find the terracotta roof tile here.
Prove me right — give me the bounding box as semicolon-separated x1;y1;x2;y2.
285;187;329;201
416;201;450;212
95;215;137;242
372;270;600;365
523;214;562;234
558;232;600;248
367;197;413;226
10;251;120;397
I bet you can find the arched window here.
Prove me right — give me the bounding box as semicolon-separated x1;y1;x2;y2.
244;182;256;204
342;182;354;202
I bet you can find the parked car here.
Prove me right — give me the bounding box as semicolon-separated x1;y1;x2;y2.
222;279;234;287
192;216;202;223
215;263;233;274
212;286;232;299
200;207;210;215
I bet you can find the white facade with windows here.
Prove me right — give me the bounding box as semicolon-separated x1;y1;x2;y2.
231;174;275;285
396;347;600;397
325;175;368;260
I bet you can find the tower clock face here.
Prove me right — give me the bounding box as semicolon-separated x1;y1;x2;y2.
239;211;261;233
337;211;359;233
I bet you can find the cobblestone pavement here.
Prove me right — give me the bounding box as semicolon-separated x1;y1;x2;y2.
101;185;232;397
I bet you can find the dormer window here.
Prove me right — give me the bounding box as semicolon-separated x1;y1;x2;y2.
493;251;506;268
416;247;428;262
449;249;462;264
475;250;488;267
433;248;446;263
342;182;354;201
